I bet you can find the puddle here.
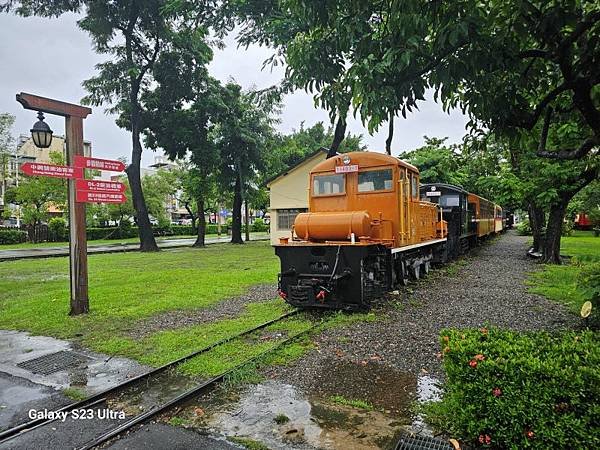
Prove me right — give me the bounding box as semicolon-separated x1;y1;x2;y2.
180;364;442;450
109;369;200;415
0;330;149;394
294;358;419;417
192;381;400;449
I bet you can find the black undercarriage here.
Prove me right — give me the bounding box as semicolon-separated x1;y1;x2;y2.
275;242;442;311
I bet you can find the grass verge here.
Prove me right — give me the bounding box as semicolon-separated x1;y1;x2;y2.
528;231;599;313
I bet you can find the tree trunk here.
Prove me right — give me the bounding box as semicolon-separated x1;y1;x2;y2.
543;198;569;264
193;196;206;247
231;173;243;244
126;103;158;252
385;114;394;155
244;200;250;242
328;116;347;156
528;202;545;253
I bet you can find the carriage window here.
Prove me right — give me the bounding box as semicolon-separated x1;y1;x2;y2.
313;174;345;196
440;195;460;207
358;169;393;192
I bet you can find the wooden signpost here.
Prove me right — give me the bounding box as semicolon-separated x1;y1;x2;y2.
16;92;126;316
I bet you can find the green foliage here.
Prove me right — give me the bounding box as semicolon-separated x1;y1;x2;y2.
426;328;600;449
11;151;66;231
399;137;466;186
228;437;270;450
274;414;290;425
48;217;68;242
62;387;87;401
578;263;600;307
329;395;374;411
0;229;27;244
251;218;268;232
516;220;532;236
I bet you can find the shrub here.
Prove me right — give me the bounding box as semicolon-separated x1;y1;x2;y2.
516;220;532;236
578;263;600;327
0;229;28;245
425;328;599;449
48;217;68;242
561;219;573;237
251;218;269;232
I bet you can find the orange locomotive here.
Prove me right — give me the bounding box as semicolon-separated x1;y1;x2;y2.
275;152;447;311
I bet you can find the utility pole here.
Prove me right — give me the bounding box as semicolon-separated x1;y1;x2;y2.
16;93;92;315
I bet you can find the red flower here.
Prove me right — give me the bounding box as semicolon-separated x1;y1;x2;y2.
443;346;451;354
525;430;535;439
443;336;450;343
480;327;488;335
492;387;502;397
478;434;491;445
474;354;485;361
469;359;478;368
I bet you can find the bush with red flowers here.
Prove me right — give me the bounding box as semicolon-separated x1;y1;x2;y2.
423;328;599;449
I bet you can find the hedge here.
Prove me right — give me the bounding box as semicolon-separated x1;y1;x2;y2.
0;229;28;245
424;328;599;449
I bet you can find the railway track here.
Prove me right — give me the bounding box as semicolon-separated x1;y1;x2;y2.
0;308;309;449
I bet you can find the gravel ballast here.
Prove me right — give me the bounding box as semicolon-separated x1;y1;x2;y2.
269;231;578;387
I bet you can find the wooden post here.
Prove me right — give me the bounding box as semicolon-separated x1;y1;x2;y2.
66;116;89;314
16;93;92;315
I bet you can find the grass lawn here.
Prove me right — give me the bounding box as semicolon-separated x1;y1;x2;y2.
528;230;599;313
0;242;284;358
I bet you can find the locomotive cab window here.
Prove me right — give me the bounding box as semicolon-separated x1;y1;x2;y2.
358;168;393;192
313;173;345;196
411;174;419;199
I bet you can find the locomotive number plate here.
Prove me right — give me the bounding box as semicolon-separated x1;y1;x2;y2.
426;191;442;196
335;164;359;173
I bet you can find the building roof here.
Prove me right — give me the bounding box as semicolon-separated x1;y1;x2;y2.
265;148;328;187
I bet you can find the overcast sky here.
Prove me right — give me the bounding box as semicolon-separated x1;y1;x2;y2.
0;12;469;167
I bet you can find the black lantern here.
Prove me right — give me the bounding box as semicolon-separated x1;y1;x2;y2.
30;111;53;148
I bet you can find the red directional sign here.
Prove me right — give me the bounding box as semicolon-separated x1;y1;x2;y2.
76;191;127;204
76;179;126;193
74;155;125;172
21;162;83;179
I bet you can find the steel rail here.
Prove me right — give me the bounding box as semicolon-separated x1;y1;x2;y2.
0;309;299;444
77;324;316;450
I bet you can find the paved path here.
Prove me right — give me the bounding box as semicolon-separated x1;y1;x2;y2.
0;233;269;261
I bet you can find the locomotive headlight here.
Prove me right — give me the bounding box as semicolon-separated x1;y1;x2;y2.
342;154;351;165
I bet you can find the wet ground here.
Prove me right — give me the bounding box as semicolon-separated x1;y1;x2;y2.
169;360;442;450
0;233;268;261
0;330;148;431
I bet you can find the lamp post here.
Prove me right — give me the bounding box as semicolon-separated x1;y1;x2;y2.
17;92;91;315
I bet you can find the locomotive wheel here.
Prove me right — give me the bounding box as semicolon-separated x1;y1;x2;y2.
421;261;431;276
411;264;421;280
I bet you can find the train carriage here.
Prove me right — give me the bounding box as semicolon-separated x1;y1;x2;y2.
420;183;475;259
468;193;496;238
275;152;448;311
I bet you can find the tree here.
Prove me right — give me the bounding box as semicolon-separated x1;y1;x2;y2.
8;151;66;241
0;113;15;215
2;0;219;251
142;169;179;228
399;137;467;186
232;0;600;263
264;121;365;181
142;28;221;247
214;83;277;244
